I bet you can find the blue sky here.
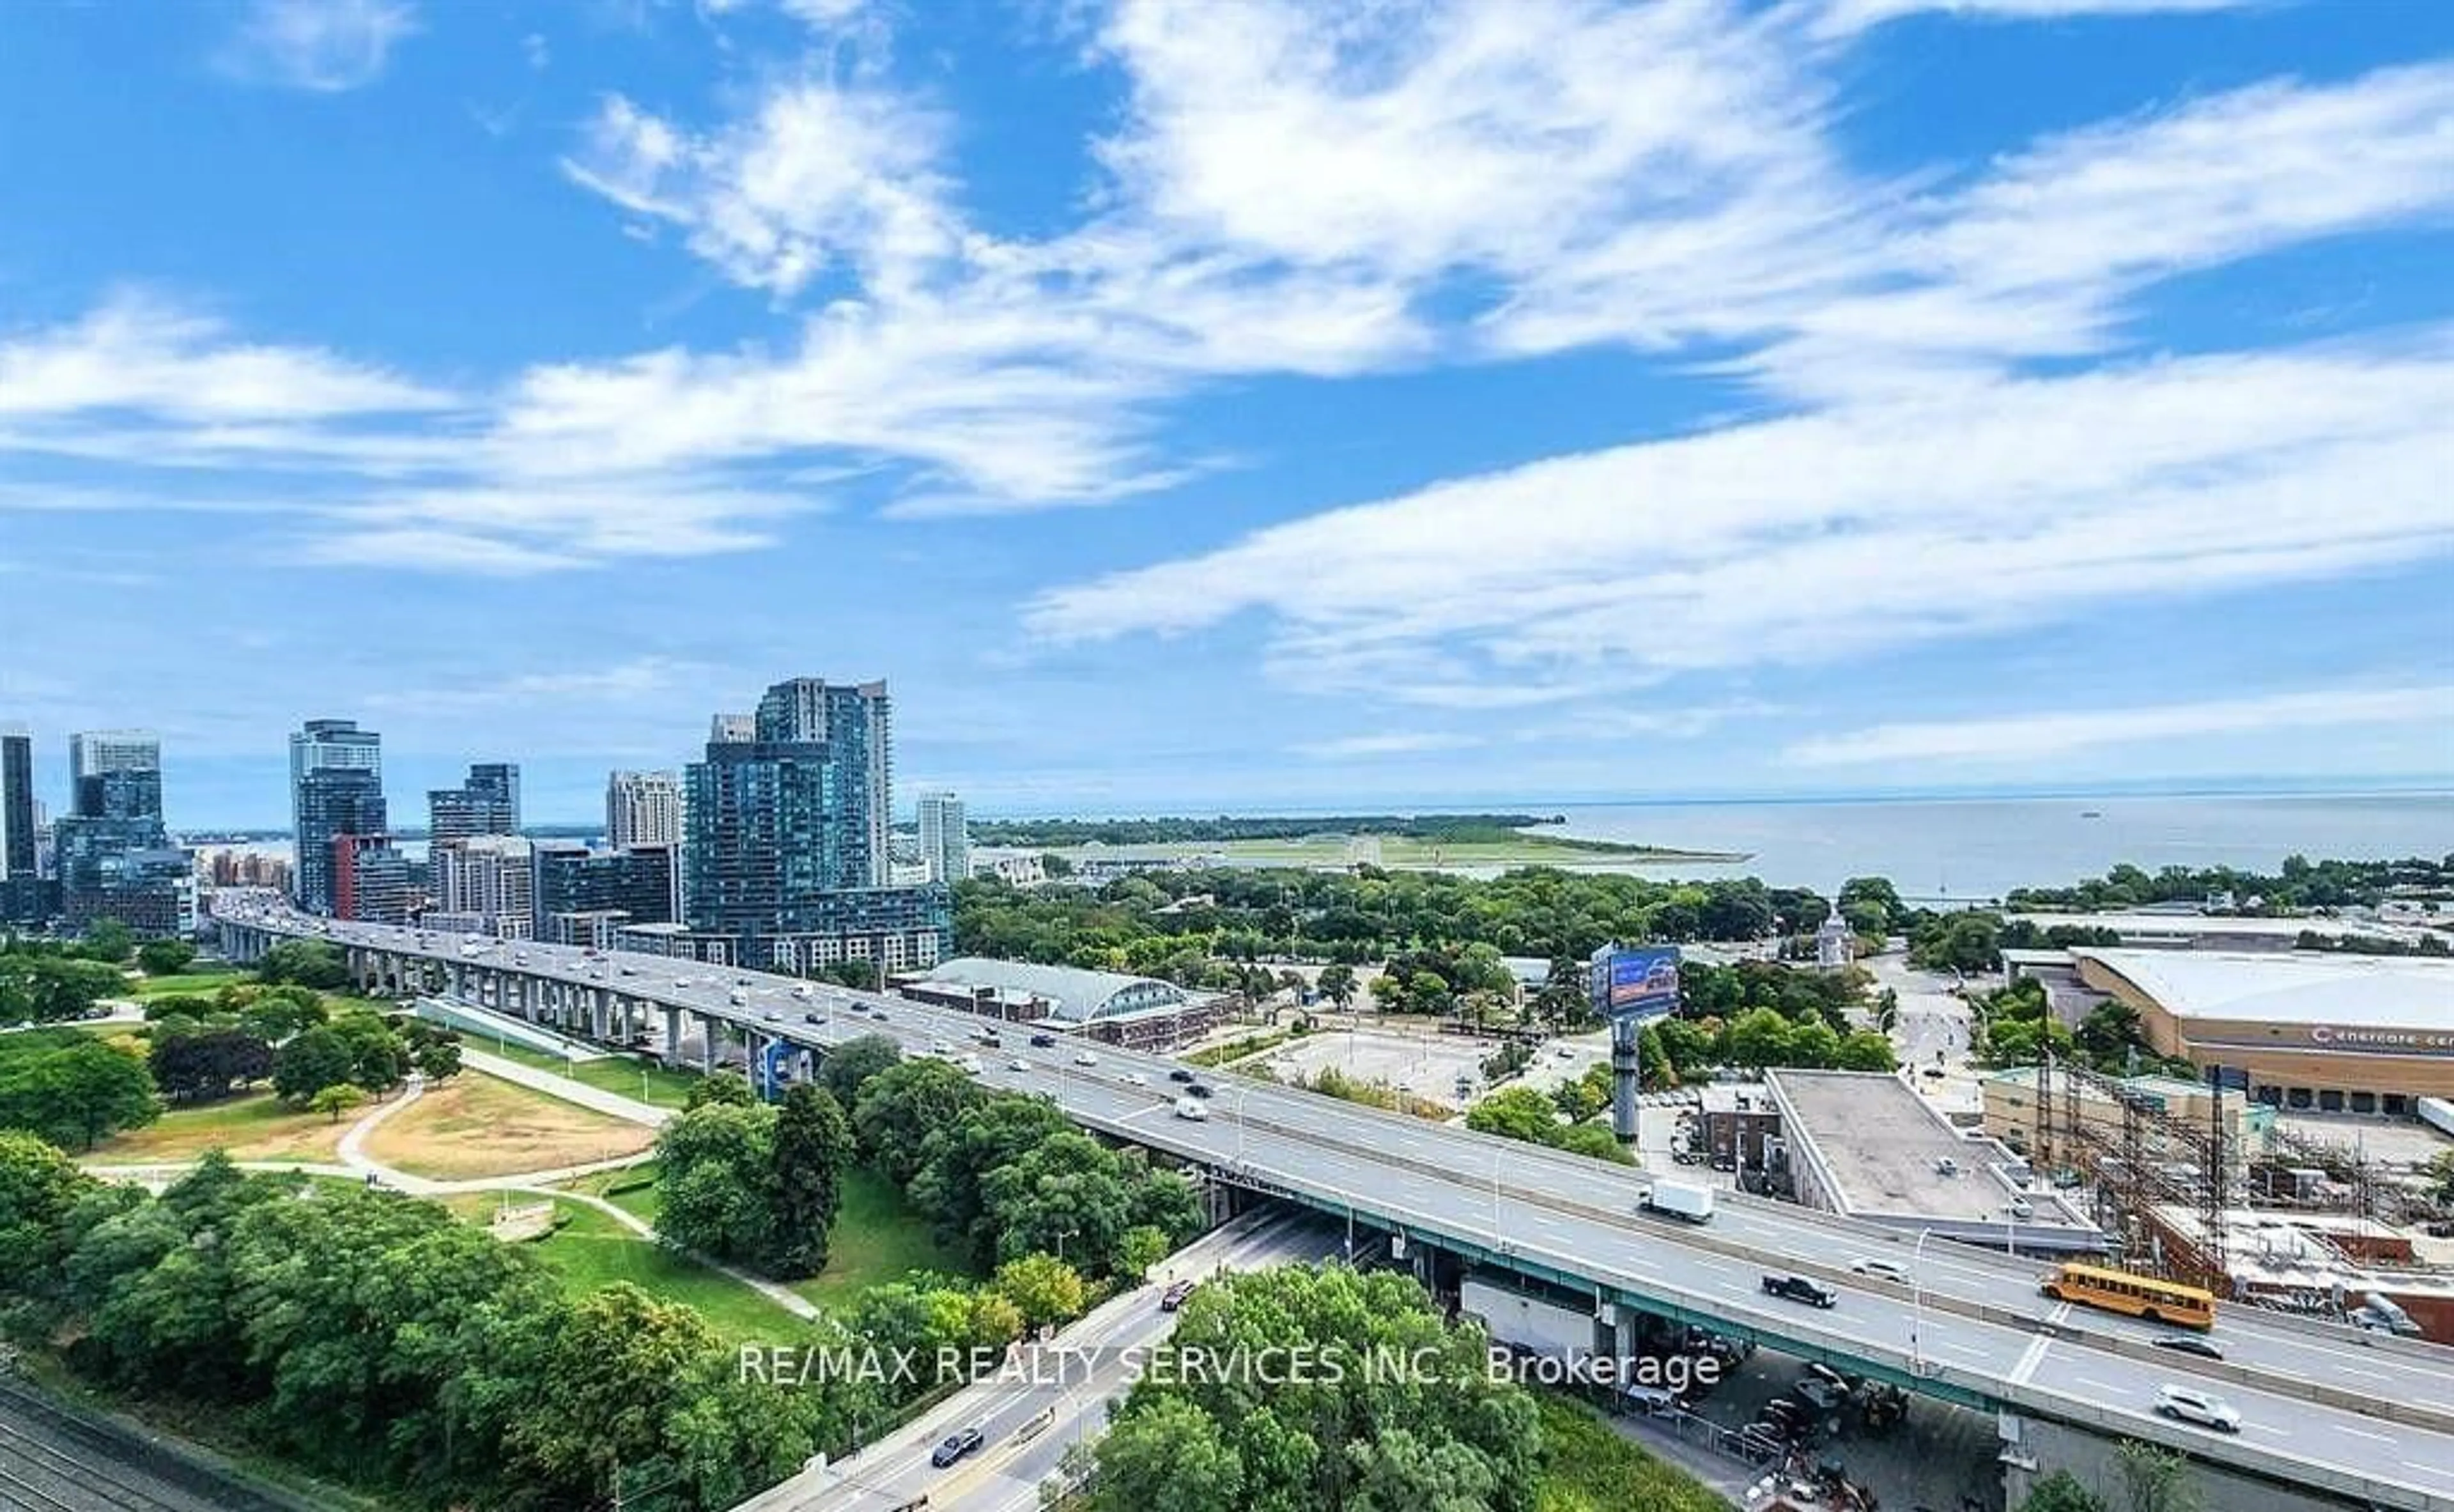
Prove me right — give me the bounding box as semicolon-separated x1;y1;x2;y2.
2;0;2450;828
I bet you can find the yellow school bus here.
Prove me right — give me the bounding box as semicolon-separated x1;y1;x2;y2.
2040;1261;2216;1330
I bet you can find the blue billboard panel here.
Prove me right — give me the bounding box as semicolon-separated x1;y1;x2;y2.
1592;945;1680;1022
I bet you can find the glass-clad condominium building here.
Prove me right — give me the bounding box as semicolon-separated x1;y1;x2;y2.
290;718;387;915
429;762;520;845
681;677;947;971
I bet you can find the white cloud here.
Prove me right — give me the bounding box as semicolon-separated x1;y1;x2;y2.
1816;0;2260;37
217;0;417;92
1294;732;1485;760
566;83;955;299
1028;334;2454;696
0;293;450;420
1786;687;2454;766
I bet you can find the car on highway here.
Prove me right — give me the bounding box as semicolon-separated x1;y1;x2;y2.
1030;1033;1057;1048
1761;1274;1837;1308
2154;1384;2241;1433
1173;1097;1209;1121
957;1054;984;1076
930;1427;985;1468
1125;1071;1148;1086
792;984;813;999
1160;1279;1197;1311
1008;1056;1031;1072
803;1011;825;1024
1184;1082;1212;1098
1168;1068;1196;1083
1073;1049;1099;1067
2150;1336;2225;1361
930;1040;956;1056
1849;1256;1912;1284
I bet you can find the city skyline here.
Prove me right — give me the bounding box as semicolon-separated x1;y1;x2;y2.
1;2;2447;823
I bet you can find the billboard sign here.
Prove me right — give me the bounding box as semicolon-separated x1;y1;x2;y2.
1591;945;1681;1022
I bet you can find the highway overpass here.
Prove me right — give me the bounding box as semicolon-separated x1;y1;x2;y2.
213;899;2454;1512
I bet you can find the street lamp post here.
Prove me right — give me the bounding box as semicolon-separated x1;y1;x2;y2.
1910;1228;1933;1373
1056;1226;1079;1265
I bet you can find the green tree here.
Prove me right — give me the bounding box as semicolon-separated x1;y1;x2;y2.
500;1282;720;1505
2020;1472;2110;1512
1316;962;1357;1012
271;1026;355;1104
308;1083;367;1122
817;1033;902;1107
994;1251;1088;1329
852;1059;984;1184
686;1073;754;1109
1465;1085;1561;1146
2114;1440;2204;1512
0;1130;95;1281
79;916;135;964
1095;1395;1244;1512
256;938;349;990
148;1028;274;1102
1835;1029;1899;1072
654;1101;778;1266
135;938;198;976
770;1083;854;1276
414;1038;463;1081
1093;1264;1537;1512
0;1038;159;1148
1116;1224;1171;1281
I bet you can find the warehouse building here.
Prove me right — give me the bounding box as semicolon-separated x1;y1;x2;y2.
2071;949;2454;1112
891;957;1229;1049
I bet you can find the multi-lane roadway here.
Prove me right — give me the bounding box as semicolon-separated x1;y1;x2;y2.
216;901;2454;1511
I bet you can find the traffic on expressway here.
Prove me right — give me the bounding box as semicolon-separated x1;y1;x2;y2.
217;899;2454;1512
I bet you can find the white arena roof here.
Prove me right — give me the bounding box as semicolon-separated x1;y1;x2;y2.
2077;948;2454;1033
2009;911;2408;942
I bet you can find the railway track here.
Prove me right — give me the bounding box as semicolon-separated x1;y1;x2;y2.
0;1378;305;1512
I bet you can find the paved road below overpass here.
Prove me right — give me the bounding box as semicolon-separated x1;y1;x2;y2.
734;1210;1349;1511
220;905;2454;1512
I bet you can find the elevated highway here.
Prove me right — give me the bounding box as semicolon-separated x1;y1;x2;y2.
214;899;2454;1511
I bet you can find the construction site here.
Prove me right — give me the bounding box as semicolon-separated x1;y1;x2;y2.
1983;1061;2454;1341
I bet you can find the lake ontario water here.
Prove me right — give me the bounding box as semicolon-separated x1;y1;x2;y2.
1538;791;2454;900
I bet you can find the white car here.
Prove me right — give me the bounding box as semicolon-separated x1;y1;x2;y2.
1850;1257;1912;1285
792;985;814;999
1173;1097;1209;1121
1125;1072;1149;1086
1008;1057;1031;1072
2154;1385;2241;1433
957;1054;984;1076
1073;1049;1099;1067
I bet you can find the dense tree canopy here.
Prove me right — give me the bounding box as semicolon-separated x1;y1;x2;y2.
1093;1264;1541;1512
255;938;350;990
0;1031;158;1148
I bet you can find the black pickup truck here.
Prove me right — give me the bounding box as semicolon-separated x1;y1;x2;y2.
1761;1274;1837;1308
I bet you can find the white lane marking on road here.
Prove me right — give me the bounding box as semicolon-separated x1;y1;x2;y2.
2009;1333;2053;1385
2331;1425;2395;1444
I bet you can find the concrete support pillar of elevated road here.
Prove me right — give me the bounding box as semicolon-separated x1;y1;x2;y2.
590;989;609;1042
663;1005;682;1067
698;1013;717;1074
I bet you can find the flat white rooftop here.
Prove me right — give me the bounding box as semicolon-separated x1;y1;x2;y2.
2079;948;2454;1033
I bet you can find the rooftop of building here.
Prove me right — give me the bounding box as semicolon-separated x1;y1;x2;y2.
2010;910;2409;941
2076;948;2454;1031
1768;1068;2089;1227
894;955;1205;1024
2149;1205;2454;1294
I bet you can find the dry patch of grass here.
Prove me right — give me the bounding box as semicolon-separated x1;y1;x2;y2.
90;1090;349;1165
362;1072;654;1181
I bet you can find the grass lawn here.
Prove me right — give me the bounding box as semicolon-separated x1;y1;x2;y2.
790;1166;975;1313
89;1089;350;1164
521;1198;802;1345
1532;1394;1724;1512
128;970;251;999
557;1162;965;1313
561;1162;663;1226
362;1071;655;1180
474;1039;703;1107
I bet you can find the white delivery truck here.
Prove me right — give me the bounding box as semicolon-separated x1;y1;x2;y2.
1462;1277;1598;1362
1640;1178;1715;1224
